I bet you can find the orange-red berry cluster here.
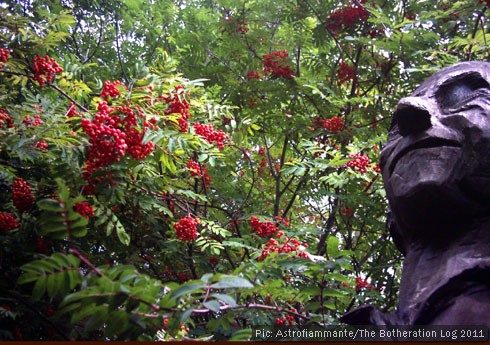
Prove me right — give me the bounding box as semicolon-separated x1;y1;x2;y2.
246;70;261;81
262;50;294;79
258;232;309;261
322;116;344;132
275;313;295;326
0;48;10;69
66;102;80;117
162;85;190;133
73;201;94;219
174;216;200;242
34;141;48;151
100;80;124;100
0;212;19;231
193;123;229;150
33;54;63;88
355;277;373;291
187;159;202;176
336;61;357;87
22;114;42;127
250;216;278;238
0;108;14;128
81;102;154;172
186;159;212;186
326;3;369;35
12;177;34;212
346;153;370;173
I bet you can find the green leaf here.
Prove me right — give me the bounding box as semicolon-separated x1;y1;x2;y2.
115;218;130;246
323;288;347;298
203;300;221;312
229;329;252;341
37;199;64;212
327;236;340;259
210;293;236;307
168;282;205;300
210;276;253;289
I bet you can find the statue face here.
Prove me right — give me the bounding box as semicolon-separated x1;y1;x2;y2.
380;62;490;236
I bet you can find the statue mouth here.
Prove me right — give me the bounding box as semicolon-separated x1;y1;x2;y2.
389;137;461;175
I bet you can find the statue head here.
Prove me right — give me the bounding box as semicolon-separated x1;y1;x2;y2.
380;61;490;251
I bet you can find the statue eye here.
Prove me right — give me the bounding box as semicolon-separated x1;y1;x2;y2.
436;74;490;110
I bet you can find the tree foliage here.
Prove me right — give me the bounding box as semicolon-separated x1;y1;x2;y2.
0;0;489;340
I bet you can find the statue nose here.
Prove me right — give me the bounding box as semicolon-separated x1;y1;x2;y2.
394;97;432;136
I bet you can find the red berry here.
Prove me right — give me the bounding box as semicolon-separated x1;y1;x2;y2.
73;201;94;219
246;70;261;81
162;85;191;133
34;141;48;151
0;108;14;128
262;50;294;79
12;178;34;212
0;212;19;231
250;216;278;238
66;102;80;118
336;61;357;87
325;4;369;35
323;116;344;132
0;48;10;69
193;123;229;150
346;153;370;173
33;54;63;88
174;216;199;242
100;80;124;100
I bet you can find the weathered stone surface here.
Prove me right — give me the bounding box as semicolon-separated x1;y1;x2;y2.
341;61;490;326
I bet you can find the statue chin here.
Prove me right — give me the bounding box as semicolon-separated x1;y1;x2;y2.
387;147;474;238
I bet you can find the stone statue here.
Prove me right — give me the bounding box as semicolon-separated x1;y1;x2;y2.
340;61;490;326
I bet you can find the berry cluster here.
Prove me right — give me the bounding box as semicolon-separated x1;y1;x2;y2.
81;102;154;175
34;141;48;151
346;153;371;173
186;159;202;176
174;216;200;242
250;216;278;238
355;277;373;291
193;123;229;150
125;127;155;161
66;102;80;118
186;160;211;186
236;21;249;35
12;177;34;212
101;80;124;100
274;216;290;227
209;256;219;265
258;233;309;261
336;61;357;87
0;212;19;231
221;18;249;36
81;109;127;169
0;48;10;69
0;108;14;129
257;146;266;156
262;50;294;79
22;114;43;127
33;54;63;88
246;70;261;81
323;116;344;132
162;85;191;133
325;4;369;35
275;313;295;326
73;201;94;219
35;237;53;254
